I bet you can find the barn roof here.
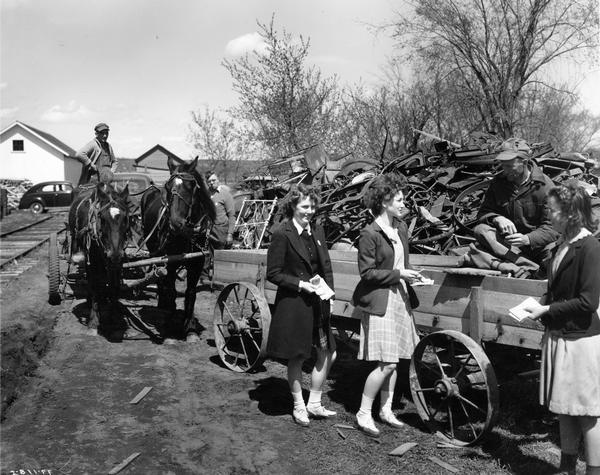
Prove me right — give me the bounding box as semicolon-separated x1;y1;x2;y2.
0;120;76;157
134;144;186;166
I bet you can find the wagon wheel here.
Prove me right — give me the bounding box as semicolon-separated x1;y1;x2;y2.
452;180;490;234
410;330;499;446
213;282;271;372
48;232;62;305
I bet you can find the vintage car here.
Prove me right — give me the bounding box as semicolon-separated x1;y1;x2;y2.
18;181;75;214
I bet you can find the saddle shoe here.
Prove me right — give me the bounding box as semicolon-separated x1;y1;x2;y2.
306;405;337;419
292;407;310;427
379;409;405;429
356;412;380;438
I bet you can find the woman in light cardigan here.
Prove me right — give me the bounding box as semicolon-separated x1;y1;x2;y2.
351;173;424;437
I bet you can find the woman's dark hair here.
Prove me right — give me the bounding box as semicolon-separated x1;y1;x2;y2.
281;184;320;219
548;182;598;238
363;173;408;216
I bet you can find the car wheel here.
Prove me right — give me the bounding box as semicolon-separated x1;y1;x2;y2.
29;202;44;214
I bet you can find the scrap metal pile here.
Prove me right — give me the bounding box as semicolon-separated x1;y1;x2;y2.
233;136;599;255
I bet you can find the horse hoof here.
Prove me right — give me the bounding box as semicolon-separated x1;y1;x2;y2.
186;333;201;343
163;338;178;345
85;328;98;337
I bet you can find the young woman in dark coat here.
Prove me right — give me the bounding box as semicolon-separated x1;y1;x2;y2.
524;183;600;474
266;184;337;427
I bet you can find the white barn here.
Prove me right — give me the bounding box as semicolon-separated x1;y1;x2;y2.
0;121;81;184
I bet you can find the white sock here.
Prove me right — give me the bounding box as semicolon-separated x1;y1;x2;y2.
307;390;322;408
380;390;393;412
292;390;305;409
357;394;374;417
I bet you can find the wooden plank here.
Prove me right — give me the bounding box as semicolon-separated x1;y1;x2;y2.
108;452;141;474
469;286;483;342
413;312;469;334
129;386;152;404
480;321;543;350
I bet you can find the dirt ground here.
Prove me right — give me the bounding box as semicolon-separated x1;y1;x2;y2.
0;245;587;474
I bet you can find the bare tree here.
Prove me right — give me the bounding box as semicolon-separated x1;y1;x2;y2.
388;0;599;137
223;16;340;156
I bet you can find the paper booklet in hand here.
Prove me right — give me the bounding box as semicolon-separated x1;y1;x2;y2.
508;297;539;322
310;275;335;300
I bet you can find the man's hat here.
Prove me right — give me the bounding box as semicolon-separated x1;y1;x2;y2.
495;150;529;161
94;122;109;133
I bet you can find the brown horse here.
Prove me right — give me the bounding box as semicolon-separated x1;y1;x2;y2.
140;157;216;342
68;182;130;333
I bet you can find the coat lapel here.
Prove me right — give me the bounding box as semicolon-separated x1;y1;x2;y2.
285;220;312;269
549;239;584;290
313;225;329;270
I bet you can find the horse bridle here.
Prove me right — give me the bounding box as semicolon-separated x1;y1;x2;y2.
164;172;200;228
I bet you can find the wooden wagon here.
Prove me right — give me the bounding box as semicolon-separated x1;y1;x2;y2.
212;248;547;446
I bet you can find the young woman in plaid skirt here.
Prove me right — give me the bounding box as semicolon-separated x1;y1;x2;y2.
351;174;425;437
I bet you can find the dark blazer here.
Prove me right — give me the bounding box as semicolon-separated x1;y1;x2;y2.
352;220;418;316
266;220;334;359
542;234;600;332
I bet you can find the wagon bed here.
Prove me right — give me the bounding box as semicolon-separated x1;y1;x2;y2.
212;248;547;446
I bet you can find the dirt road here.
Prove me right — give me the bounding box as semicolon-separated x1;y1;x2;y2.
0;249;574;474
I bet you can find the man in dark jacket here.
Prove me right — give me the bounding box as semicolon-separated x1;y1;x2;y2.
75;122;118;186
474;149;560;269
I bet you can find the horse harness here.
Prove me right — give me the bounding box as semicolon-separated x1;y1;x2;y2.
137;172;212;254
74;188;129;258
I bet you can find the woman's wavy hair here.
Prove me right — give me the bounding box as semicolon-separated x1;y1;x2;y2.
548;182;598;238
281;184;320;219
363;173;408;216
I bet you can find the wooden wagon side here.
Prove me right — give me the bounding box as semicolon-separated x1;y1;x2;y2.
213;249;546;349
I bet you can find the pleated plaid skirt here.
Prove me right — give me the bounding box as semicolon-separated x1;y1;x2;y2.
357;282;419;362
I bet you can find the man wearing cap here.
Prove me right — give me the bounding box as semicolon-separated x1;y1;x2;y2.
75;123;118;187
473;149;559;272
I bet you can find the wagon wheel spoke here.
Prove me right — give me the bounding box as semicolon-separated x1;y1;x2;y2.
456;393;487;416
245;331;261;353
454;353;474;380
221;301;237;322
433;350;447;377
458;398;479;439
237;334;251;368
416;359;443;379
448;403;455;440
414;387;438;393
448;340;457;373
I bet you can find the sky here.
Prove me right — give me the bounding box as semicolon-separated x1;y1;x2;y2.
1;0;599;159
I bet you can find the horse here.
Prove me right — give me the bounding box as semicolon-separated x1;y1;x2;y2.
68;182;131;333
140;156;216;342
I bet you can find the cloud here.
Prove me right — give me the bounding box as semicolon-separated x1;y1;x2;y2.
40;100;91;123
0;83;7;90
0;107;19;119
225;32;269;57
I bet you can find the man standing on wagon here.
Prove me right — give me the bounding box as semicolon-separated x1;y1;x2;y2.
75;122;119;187
469;144;559;277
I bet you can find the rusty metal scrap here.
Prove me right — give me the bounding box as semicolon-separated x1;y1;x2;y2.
232;137;599;255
